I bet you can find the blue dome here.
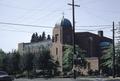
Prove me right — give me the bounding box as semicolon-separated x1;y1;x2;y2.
55;18;72;28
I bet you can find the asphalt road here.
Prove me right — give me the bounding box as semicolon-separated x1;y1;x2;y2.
14;78;75;81
14;78;120;81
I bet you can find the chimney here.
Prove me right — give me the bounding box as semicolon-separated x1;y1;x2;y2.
98;31;103;37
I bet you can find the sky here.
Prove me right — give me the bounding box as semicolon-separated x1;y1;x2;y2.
0;0;120;52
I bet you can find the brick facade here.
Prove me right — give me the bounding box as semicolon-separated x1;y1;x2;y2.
51;18;112;74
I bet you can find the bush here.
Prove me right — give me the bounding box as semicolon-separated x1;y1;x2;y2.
88;69;99;76
88;69;94;75
94;70;99;75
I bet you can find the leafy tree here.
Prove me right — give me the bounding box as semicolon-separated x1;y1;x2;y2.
2;54;9;72
41;32;46;41
0;49;6;70
1;51;21;75
22;53;34;77
38;35;42;41
11;51;21;75
47;35;51;40
36;49;59;76
2;53;13;74
63;45;73;72
35;32;39;42
101;44;120;76
31;32;39;42
31;32;51;42
63;45;87;73
31;33;36;43
115;43;120;76
101;46;113;67
101;45;113;75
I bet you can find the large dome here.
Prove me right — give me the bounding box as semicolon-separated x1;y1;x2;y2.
55;18;72;28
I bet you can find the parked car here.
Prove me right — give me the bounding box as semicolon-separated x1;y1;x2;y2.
0;71;14;81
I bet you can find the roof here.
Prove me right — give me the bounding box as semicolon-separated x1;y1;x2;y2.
55;17;72;28
75;32;112;40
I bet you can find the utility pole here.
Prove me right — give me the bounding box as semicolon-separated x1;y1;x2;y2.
68;0;80;79
113;21;115;78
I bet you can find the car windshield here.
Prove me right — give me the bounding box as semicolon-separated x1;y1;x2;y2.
0;71;8;75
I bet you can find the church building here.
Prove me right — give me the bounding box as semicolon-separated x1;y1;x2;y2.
51;17;112;74
18;17;112;75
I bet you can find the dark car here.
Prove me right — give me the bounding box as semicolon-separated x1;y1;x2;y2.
0;71;14;81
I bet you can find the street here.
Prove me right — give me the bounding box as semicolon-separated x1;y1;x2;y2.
14;78;120;81
14;78;75;81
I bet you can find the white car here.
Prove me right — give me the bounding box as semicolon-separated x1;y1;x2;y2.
0;71;14;81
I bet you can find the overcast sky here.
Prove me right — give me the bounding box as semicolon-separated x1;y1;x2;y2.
0;0;120;52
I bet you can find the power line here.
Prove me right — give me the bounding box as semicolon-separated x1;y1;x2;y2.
81;3;120;14
0;22;113;33
28;9;71;24
16;9;70;23
76;25;112;27
0;2;37;11
0;0;56;11
77;27;112;31
0;28;33;33
0;21;115;28
0;22;52;28
0;27;111;33
0;27;52;34
81;6;112;23
0;0;67;23
80;0;100;5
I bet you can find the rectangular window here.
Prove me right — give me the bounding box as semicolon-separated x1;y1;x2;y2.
56;48;58;55
55;34;58;42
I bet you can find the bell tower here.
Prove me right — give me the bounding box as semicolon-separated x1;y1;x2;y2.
51;18;73;73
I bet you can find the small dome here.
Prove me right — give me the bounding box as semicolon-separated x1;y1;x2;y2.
55;18;72;28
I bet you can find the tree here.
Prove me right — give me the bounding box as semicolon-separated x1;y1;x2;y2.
35;32;39;42
31;33;36;43
63;45;87;73
36;49;59;77
2;53;13;74
115;43;120;76
0;51;21;75
101;45;113;75
47;35;51;40
31;32;51;42
101;44;120;76
0;49;6;70
38;35;42;41
41;32;46;41
11;51;21;75
63;45;73;72
31;32;39;43
22;53;34;77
